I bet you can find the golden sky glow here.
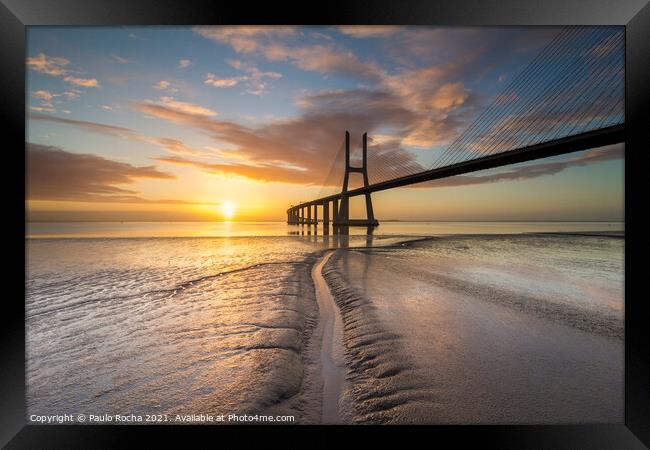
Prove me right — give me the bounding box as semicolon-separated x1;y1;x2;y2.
26;26;624;222
220;201;236;220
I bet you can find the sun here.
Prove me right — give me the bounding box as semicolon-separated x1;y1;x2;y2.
220;201;236;220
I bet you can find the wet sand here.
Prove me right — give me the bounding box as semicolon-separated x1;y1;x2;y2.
318;234;623;424
26;232;623;425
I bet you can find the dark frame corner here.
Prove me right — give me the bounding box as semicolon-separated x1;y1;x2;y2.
2;0;649;447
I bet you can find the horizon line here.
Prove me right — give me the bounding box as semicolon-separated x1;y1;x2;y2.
26;219;625;224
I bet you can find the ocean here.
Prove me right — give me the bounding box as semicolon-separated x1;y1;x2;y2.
25;221;624;424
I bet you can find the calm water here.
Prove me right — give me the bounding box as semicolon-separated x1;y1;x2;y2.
25;221;624;423
27;221;624;238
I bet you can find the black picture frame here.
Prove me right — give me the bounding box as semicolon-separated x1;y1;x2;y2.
3;0;649;447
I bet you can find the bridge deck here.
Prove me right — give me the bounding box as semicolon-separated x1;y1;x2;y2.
287;124;624;213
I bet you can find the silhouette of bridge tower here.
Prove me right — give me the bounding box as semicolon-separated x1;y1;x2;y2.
335;131;378;227
285;131;379;228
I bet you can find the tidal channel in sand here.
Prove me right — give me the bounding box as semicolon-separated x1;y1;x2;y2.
312;251;346;424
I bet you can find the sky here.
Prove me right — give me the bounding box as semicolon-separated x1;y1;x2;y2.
26;26;624;222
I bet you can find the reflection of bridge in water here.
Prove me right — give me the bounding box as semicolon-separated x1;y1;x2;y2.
286;27;624;234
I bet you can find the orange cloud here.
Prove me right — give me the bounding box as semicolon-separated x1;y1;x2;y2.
153;80;178;92
204;74;244;87
430;82;470;110
29;113;207;157
27;143;176;203
195;26;383;82
31;90;57;112
204;60;283;96
26;53;70;76
263;43;384;81
155;96;217;117
30;106;56;113
338;26;402;38
141;136;207;157
27;53;101;89
33;90;54;101
154;156;315;185
194;26;297;53
136;90;426;185
63;75;100;87
30;113;132;134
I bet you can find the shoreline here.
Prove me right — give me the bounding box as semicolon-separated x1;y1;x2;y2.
26;221;625;240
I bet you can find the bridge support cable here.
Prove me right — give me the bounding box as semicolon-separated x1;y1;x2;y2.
316;137;346;200
360;27;624;184
366;135;426;185
429;26;624;171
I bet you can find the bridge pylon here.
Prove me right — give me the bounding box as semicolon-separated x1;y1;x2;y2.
335;131;379;227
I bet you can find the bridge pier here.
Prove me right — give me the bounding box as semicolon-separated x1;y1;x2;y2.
337;195;349;224
287;131;379;231
362;132;376;224
335;131;378;227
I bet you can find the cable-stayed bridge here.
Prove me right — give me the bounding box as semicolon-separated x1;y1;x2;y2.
286;27;624;229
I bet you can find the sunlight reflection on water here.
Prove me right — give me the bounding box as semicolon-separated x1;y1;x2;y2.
27;220;624;238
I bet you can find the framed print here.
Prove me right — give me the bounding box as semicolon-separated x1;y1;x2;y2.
2;0;649;447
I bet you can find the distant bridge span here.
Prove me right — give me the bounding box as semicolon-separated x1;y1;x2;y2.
286;124;624;227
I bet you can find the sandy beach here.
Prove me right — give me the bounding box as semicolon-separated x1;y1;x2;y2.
315;234;624;423
26;228;623;424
